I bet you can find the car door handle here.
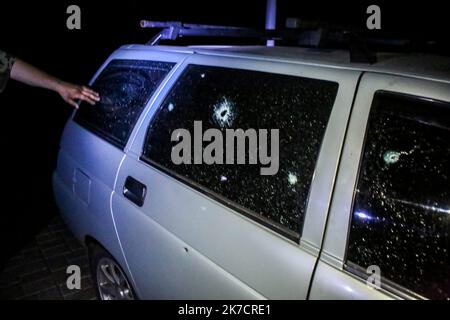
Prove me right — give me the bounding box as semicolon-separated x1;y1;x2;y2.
123;176;147;207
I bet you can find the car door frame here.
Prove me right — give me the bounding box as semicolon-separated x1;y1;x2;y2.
112;52;362;299
311;72;450;300
61;47;192;298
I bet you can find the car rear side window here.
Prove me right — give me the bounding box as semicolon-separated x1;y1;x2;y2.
346;91;450;300
142;64;338;239
74;59;175;149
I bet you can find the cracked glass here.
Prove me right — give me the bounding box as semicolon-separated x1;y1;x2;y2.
74;59;175;148
347;91;450;300
143;64;338;237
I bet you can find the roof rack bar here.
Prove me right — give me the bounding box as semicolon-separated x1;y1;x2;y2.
140;20;283;45
141;19;447;63
140;20;378;63
141;20;250;30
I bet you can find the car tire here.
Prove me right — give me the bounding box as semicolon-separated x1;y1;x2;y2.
88;244;136;300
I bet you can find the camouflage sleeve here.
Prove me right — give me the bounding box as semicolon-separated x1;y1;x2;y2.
0;50;16;93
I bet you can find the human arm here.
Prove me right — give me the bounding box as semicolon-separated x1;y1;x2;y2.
10;58;100;108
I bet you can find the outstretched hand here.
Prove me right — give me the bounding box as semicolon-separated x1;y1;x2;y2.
9;58;100;109
57;82;100;109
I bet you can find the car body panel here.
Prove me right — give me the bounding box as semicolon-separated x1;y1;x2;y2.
53;120;127;275
53;48;191;298
53;44;450;300
111;53;361;299
311;73;450;300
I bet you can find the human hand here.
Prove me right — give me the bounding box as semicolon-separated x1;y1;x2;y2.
57;81;100;109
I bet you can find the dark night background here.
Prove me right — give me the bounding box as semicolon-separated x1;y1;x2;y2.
0;0;448;267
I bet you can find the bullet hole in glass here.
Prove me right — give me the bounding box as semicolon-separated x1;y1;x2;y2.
212;97;236;128
383;150;401;165
287;172;298;186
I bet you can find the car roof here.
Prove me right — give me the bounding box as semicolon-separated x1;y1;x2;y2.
121;44;450;83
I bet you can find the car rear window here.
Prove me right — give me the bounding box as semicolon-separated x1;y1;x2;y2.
74;59;175;149
141;64;338;239
346;91;450;299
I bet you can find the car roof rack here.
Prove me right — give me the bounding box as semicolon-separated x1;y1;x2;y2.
140;20;322;45
140;20;379;64
140;20;445;64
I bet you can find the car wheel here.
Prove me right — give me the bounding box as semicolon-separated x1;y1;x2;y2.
89;244;135;300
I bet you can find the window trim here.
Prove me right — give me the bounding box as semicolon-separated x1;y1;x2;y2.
74;116;127;150
344;262;426;300
128;55;360;252
73;59;176;150
140;155;301;242
343;89;450;300
138;63;342;243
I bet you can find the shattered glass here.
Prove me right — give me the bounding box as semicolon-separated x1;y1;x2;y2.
74;59;175;148
143;64;338;236
347;91;450;300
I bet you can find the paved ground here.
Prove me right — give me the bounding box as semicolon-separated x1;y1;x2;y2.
0;216;97;300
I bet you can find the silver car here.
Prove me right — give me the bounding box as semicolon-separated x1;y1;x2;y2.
53;44;450;300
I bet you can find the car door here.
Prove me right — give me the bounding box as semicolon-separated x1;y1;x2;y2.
310;73;450;300
111;54;361;299
54;49;184;277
